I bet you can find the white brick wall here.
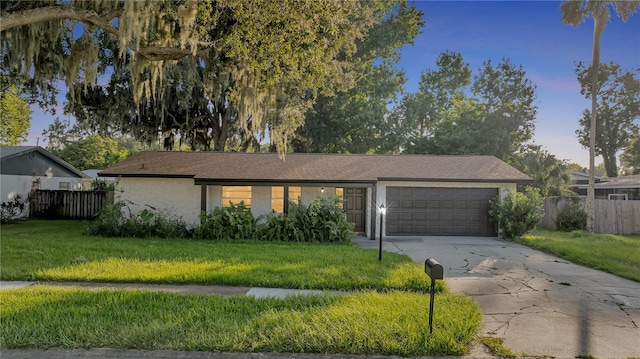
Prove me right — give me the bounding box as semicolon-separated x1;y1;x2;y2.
117;177;201;226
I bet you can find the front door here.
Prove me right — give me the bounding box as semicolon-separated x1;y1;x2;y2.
344;187;365;233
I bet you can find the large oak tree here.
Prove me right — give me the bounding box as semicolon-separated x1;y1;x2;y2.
1;0;407;154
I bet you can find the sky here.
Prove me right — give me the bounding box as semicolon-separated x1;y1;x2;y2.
397;0;640;167
23;1;640;168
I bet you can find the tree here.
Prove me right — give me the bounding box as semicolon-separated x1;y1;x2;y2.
399;51;473;153
575;62;640;177
512;147;572;197
1;1;405;154
620;135;640;175
55;135;128;170
0;85;31;145
293;2;423;154
560;0;640;233
42;117;150;168
41;117;83;151
471;58;537;161
398;55;537;161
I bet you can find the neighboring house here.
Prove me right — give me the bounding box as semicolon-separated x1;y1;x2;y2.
568;171;604;196
593;175;640;200
1;146;89;212
100;152;531;238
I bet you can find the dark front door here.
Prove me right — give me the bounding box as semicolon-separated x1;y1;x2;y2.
344;187;365;233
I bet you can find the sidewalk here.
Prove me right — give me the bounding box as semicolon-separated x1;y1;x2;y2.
0;281;327;299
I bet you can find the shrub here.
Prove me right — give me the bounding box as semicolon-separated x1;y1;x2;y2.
307;195;355;243
193;201;256;240
0;194;27;223
85;201;191;239
257;202;311;242
489;187;544;239
257;196;354;243
555;202;587;232
84;201;128;237
90;178;116;191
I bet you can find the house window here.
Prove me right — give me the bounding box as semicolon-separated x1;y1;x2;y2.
222;186;252;207
59;182;70;190
336;187;344;208
271;186;302;213
608;194;627;200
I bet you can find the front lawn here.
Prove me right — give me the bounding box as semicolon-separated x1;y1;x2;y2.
0;220;482;356
0;287;480;356
1;220;435;291
518;229;640;282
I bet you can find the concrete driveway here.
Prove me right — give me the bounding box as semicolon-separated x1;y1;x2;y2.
353;236;640;358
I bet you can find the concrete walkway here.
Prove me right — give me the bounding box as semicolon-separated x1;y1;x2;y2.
353;236;640;358
0;281;326;299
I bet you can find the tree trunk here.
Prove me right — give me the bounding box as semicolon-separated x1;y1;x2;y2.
586;17;603;234
602;148;618;178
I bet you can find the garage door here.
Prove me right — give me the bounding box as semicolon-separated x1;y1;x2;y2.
386;187;498;236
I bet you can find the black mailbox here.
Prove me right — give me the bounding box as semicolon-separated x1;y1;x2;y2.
425;258;443;280
424;257;444;334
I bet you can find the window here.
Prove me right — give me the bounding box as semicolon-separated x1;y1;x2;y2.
608;194;627;200
336;187;344;208
289;186;301;204
222;186;251;207
271;186;302;213
58;182;70;190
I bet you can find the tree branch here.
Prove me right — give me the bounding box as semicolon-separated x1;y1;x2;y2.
1;5;209;60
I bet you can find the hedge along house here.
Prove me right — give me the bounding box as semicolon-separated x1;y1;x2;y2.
99;152;531;239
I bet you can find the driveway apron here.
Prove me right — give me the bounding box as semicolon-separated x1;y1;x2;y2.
353;236;640;358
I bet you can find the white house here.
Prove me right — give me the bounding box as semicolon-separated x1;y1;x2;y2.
100;152;531;239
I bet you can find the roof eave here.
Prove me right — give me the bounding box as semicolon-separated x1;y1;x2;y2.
376;177;532;183
98;173;196;179
194;179;376;187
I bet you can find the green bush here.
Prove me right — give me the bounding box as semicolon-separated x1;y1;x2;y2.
257;196;354;243
193;202;256;240
555;202;587;232
258;202;311;242
85;201;191;239
90;178;116;191
489;187;544;239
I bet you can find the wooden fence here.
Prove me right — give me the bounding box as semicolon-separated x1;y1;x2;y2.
539;197;640;235
29;190;114;219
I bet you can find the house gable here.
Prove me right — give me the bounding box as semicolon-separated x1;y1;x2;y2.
1;146;89;178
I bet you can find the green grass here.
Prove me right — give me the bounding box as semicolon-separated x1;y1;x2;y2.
0;220;481;355
1;220;437;291
478;337;516;358
0;287;481;356
518;229;640;282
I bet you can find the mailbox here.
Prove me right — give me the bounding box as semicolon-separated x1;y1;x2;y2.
424;257;444;334
424;258;443;280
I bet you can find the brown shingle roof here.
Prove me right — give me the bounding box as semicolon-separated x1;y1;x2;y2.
99;151;531;183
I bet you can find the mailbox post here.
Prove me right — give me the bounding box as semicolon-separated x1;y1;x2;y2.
424;258;444;334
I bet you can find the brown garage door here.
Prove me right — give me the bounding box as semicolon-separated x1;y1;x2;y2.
386;187;498;236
